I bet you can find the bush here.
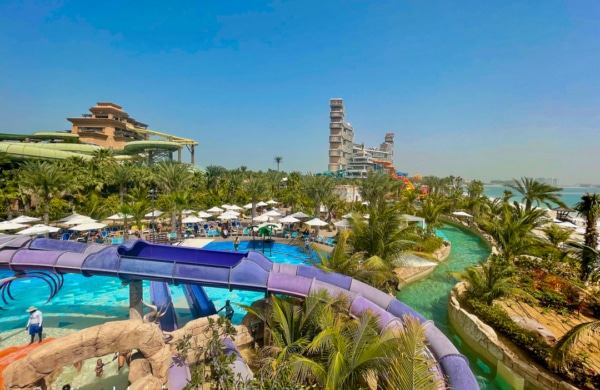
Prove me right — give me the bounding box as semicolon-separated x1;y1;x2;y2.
464;298;550;364
413;236;444;254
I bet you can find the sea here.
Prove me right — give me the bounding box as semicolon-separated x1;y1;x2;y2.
483;185;600;208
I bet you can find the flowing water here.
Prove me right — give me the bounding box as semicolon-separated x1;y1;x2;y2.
398;224;507;389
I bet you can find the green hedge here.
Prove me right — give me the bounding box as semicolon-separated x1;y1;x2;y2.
464;298;550;364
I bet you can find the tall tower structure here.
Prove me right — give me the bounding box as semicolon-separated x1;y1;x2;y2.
328;98;354;172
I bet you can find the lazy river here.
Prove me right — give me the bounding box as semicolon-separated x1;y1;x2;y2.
398;224;504;389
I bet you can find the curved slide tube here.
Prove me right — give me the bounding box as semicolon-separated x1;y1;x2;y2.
0;339;54;388
150;282;191;390
222;338;254;383
0;235;479;389
183;284;217;319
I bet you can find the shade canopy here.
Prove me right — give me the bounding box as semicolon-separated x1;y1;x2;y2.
305;218;328;227
452;211;474;218
256;201;268;207
17;224;60;235
58;213;84;223
224;204;243;211
266;199;278;205
63;215;96;226
243;203;253;209
9;215;41;224
207;207;224;213
342;213;353;219
182;209;196;215
0;222;28;231
290;211;310;219
223;210;240;217
70;222;107;231
279;216;300;224
145;210;163;218
334;219;350;228
221;204;232;209
253;214;271;223
264;210;281;217
182;215;204;224
197;211;212;218
218;214;237;220
106;213;134;220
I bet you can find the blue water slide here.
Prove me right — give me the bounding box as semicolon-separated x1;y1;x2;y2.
183;284;217;318
150;281;179;332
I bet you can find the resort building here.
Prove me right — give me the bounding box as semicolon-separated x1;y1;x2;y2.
328;98;395;179
0;102;198;164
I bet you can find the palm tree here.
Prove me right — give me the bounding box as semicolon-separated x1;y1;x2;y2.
109;162;137;204
350;201;417;266
19;161;72;224
154;162;193;232
313;230;393;290
302;175;335;217
359;172;393;207
418;196;448;236
452;256;517;305
543;224;572;248
274;156;283;171
244;174;267;224
550;320;600;373
509;177;565;211
574;193;600;281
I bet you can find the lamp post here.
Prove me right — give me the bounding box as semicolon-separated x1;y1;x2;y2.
148;187;158;242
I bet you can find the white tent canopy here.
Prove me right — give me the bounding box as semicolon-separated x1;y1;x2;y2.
182;209;196;216
279;216;300;224
106;213;134;221
197;211;212;218
182;215;204;224
207;207;224;213
223;210;240;216
70;222;107;231
334;219;350;229
59;213;84;223
290;211;310;219
226;205;243;211
256;201;268;207
221;204;232;209
17;224;60;235
218;214;237;221
452;211;474;218
253;214;272;223
266;199;278;205
145;210;163;218
264;210;281;217
304;218;328;227
342;213;353;219
0;222;28;231
9;216;41;224
63;215;97;226
243;203;253;209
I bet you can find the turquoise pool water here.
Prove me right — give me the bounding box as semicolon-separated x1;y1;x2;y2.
0;241;314;332
398;224;503;389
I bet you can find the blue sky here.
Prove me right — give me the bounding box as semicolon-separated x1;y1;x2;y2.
1;1;599;183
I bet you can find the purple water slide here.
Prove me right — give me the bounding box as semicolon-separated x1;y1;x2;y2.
0;235;479;390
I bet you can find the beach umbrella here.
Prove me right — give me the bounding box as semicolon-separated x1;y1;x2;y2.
17;224;60;235
221;204;232;210
63;215;97;226
264;210;281;217
218;214;236;221
452;211;474;218
106;213;134;220
279;216;300;224
145;210;163;218
70;222;107;231
363;214;370;219
0;222;28;231
197;211;212;218
342;213;353;219
266;199;278;205
304;218;328;227
59;213;84;223
290;211;310;219
334;219;350;229
256;201;268;207
223;210;240;216
182;215;204;224
9;215;41;224
227;205;243;211
253;214;271;223
207;206;224;214
243;203;253;209
182;209;196;215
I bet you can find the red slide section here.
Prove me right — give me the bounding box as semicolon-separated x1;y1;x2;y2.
0;339;54;388
372;159;415;190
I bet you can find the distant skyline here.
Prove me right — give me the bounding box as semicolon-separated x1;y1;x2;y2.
1;1;599;183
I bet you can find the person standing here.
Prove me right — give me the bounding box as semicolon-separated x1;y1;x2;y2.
233;236;240;252
25;306;43;344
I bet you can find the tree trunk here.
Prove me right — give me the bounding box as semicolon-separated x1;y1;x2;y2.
171;211;177;235
129;280;143;321
251;201;256;225
43;196;50;225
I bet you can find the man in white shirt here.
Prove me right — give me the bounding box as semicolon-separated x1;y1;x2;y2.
26;306;43;344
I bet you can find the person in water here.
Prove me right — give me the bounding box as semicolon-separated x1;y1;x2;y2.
233;236;240;252
95;358;105;377
218;300;234;321
25;306;43;344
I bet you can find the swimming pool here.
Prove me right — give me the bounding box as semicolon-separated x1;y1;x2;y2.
0;240;315;334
